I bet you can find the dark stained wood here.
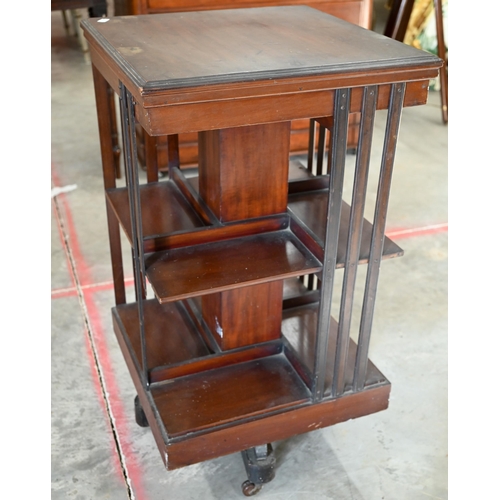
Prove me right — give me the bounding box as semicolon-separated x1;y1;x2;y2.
82;7;440;101
162;383;390;469
144;230;322;303
151;341;283;382
113;300;283;382
86;8;415;90
351;82;405;395
288;175;330;194
167;134;180;172
151;354;310;437
106;181;206;244
107;180;291;252
113;300;211;372
135;78;435;136
199;123;290;222
111;305;180;460
282;303;388;393
169;166;219;226
147;215;289;253
316;80;432;130
91;65;126;304
112;288;390;471
288;195;404;264
332;85;378;397
202;282;283;350
148;119;314;172
309;87;350;402
107;170;401;265
144;130;160;182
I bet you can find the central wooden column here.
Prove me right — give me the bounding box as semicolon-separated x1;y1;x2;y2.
198;122;291;350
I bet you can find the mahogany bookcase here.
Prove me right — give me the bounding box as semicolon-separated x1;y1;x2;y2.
82;7;441;496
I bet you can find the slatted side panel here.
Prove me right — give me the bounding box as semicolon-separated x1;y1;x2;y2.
300;83;406;401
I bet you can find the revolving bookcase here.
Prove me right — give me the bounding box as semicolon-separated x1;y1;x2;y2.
82;7;441;496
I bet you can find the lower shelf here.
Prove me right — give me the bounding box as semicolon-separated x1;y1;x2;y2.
151;354;310;439
144;373;391;470
112;290;391;470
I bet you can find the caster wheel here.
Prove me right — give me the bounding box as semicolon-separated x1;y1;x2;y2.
241;480;262;496
134;395;149;428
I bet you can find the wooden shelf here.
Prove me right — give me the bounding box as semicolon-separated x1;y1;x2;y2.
288;191;404;264
150;354;310;438
112;299;211;371
113;285;387;396
113;294;388;445
107;171;401;269
282;302;388;395
145;230;322;303
106;180;207;243
112;299;283;383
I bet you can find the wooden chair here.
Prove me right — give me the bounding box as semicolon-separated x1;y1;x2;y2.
384;0;447;123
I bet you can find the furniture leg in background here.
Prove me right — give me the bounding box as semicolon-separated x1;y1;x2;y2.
384;0;447;123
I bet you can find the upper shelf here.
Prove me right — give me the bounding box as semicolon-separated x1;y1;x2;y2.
108;169;402;269
106;180;206;244
288;191;404;265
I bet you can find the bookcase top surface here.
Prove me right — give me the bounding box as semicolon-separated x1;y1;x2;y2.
82;6;441;92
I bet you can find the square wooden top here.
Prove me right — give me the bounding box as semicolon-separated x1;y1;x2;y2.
82;6;441;93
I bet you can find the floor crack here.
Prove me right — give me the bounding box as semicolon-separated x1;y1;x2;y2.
53;195;136;500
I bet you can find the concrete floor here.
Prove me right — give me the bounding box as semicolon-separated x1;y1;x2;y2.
51;5;448;499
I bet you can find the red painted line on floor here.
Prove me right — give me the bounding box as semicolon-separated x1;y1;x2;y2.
52;222;448;300
51;277;135;299
82;286;148;500
51;286;78;299
52;196;78;292
386;222;448;239
52;166;147;500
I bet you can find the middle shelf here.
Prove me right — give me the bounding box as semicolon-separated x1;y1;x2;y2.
106;170;403;289
112;276;389;393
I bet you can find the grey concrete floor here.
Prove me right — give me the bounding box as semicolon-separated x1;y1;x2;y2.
51;6;448;500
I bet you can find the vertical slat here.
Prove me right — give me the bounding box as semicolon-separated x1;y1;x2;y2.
316;125;326;175
107;85;121;180
91;65;126;304
325;128;332;175
307;274;316;291
311;88;351;402
303;120;315;288
144;131;159;183
119;83;149;387
307;119;316;174
353;82;406;392
167;134;181;177
332;85;378;398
